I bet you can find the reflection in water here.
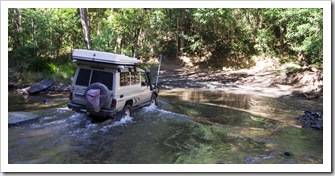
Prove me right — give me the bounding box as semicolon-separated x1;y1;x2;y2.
8;92;69;112
162;89;252;110
159;88;322;126
8;89;323;164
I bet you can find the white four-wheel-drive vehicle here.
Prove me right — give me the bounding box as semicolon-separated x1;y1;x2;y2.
67;49;159;121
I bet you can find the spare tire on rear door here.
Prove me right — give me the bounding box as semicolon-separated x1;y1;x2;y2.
85;83;110;112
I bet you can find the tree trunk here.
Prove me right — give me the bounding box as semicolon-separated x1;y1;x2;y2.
116;36;122;53
132;28;140;57
120;37;124;54
176;15;180;58
176;9;185;58
79;8;91;50
97;20;101;36
13;8;22;48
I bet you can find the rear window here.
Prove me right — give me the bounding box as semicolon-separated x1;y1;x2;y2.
75;68;91;86
91;70;113;90
75;68;114;90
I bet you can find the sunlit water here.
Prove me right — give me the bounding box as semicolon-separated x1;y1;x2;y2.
8;89;323;164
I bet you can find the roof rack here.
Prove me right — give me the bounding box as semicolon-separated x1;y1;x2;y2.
72;49;141;66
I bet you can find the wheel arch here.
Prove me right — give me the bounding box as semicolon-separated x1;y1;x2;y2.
125;99;133;107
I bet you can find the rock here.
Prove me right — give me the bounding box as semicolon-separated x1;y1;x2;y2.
43;99;52;105
245;157;254;164
295;111;323;130
9;83;15;89
283;161;298;164
310;66;318;72
284;151;293;157
245;154;276;164
8;111;39;126
17;87;30;95
27;79;53;94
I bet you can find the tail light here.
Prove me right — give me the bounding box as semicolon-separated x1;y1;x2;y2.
111;99;117;108
69;92;73;101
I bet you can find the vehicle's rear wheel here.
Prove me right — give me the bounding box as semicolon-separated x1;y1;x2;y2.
116;104;132;121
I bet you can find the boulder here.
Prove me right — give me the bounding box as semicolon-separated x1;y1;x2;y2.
8;111;39;126
27;79;53;94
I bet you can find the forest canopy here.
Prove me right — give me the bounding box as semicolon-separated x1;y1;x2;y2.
8;8;323;83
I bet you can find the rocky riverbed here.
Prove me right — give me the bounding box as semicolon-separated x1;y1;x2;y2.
157;65;323;102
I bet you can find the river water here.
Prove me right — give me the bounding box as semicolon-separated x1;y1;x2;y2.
8;89;323;164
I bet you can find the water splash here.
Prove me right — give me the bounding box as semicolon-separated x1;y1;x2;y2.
142;103;158;111
119;116;134;123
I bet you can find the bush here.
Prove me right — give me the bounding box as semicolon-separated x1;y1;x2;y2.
9;46;38;71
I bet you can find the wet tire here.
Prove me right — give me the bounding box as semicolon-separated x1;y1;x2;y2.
116;104;132;121
85;82;110;108
151;94;158;106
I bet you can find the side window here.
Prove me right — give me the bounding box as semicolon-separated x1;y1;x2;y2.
75;68;91;86
131;72;140;85
120;72;131;86
140;73;147;87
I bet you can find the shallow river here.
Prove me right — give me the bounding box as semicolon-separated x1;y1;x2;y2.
8;89;323;164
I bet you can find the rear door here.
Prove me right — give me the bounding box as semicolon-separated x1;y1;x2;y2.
72;67;91;105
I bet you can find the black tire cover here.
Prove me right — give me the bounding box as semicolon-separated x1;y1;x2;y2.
85;82;110;108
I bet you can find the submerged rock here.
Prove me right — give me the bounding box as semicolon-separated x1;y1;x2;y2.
283;161;298;164
8;111;39;126
43;99;52;105
284;151;293;157
295;111;323;130
245;154;276;164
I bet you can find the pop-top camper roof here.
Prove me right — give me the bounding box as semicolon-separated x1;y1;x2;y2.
72;49;141;66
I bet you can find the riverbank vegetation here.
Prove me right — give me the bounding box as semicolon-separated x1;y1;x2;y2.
8;8;323;86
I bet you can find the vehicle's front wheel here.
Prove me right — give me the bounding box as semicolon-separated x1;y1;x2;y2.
151;94;158;106
116;104;132;121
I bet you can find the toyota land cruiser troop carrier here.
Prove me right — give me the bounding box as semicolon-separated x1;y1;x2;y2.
67;49;159;121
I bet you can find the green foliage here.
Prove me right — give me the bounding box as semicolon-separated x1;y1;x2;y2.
48;63;60;73
284;9;323;64
9;53;76;84
8;8;323;85
286;65;302;73
8;8;80;84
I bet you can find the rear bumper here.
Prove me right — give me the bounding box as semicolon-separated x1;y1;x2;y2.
67;102;117;117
